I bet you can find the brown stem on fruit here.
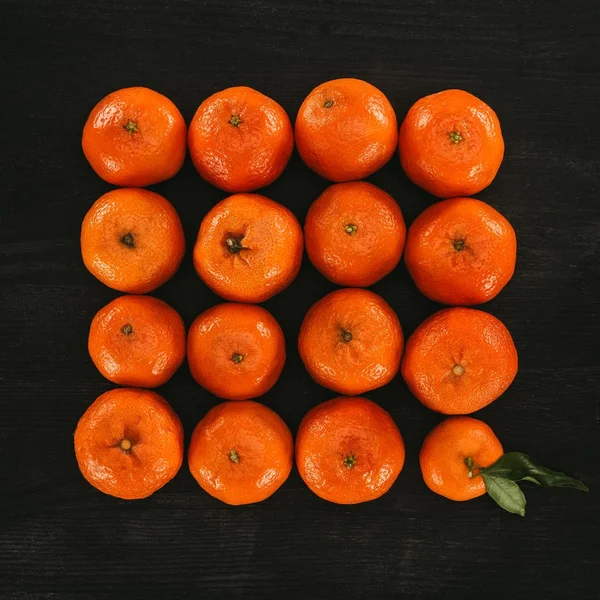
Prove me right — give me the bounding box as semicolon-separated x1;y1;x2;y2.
121;233;135;248
449;131;463;144
343;454;356;469
340;329;353;343
344;224;358;235
232;353;244;364
452;364;465;377
119;438;132;453
229;115;242;127
122;324;133;336
453;239;465;251
323;99;334;108
229;450;240;464
123;120;138;134
225;236;244;254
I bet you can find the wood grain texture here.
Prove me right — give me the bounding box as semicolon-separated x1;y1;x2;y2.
1;0;599;598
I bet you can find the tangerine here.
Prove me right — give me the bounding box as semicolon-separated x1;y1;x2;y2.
82;87;186;187
193;193;303;303
296;396;405;504
402;307;518;414
81;188;185;294
187;303;285;400
88;295;185;388
298;288;403;395
188;401;293;505
295;78;397;182
74;388;183;499
188;86;293;192
399;89;504;198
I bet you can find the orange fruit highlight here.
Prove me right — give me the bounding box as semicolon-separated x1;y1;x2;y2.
88;295;185;388
188;401;293;505
304;181;406;286
420;416;504;501
295;78;397;182
187;303;285;401
81;188;185;294
188;86;293;192
402;307;518;414
298;288;403;395
193;193;303;303
82;87;186;187
296;396;405;504
404;197;517;305
74;388;184;499
399;89;504;198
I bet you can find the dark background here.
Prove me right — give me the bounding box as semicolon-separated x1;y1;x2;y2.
1;0;599;598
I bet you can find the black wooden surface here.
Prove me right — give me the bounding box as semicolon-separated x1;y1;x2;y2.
1;1;599;598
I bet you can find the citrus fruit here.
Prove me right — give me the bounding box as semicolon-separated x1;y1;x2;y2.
304;181;406;287
298;288;403;395
74;388;184;499
81;188;185;294
88;295;185;388
187;303;285;400
193;193;303;303
188;401;293;505
295;78;397;182
420;416;504;501
82;86;186;187
399;89;504;197
404;197;516;305
402;307;518;414
188;86;293;192
296;396;405;504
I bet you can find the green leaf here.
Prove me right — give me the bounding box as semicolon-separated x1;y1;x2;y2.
483;452;588;491
481;473;526;517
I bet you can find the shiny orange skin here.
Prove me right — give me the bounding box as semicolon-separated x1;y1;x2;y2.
81;188;185;294
298;288;403;395
187;303;285;401
399;89;504;198
405;197;517;305
296;397;405;504
188;401;293;505
295;78;398;182
82;87;186;187
74;388;184;500
188;86;293;192
88;295;185;388
305;182;406;286
420;416;504;501
193;193;303;303
402;308;518;415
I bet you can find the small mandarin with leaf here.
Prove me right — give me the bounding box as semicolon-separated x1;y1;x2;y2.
402;307;518;414
298;288;403;395
193;193;303;303
88;295;185;388
420;416;504;502
304;182;406;287
187;303;285;401
188;86;293;192
81;188;185;294
74;388;184;500
188;401;293;505
405;197;516;306
399;89;504;198
420;416;588;516
296;396;405;504
82;87;186;187
295;78;398;182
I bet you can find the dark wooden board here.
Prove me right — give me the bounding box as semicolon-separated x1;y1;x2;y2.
1;0;599;597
